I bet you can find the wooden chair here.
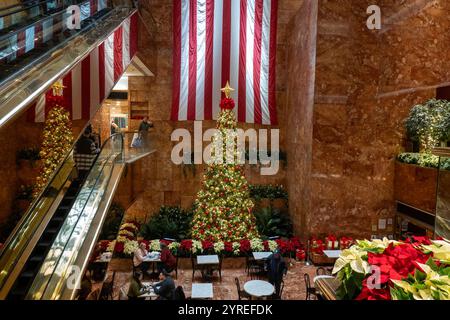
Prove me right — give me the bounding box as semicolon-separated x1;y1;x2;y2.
211;255;222;281
304;273;318;300
173;286;186;300
191;256;200;281
100;271;116;300
235;277;251;300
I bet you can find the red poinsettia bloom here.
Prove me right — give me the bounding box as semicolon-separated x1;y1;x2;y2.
202;240;214;251
356;279;391;300
240;240;251;253
114;242;124;254
220;97;235;110
180;240;193;251
224;242;233;253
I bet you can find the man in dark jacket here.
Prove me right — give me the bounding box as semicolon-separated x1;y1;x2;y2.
152;271;175;300
266;249;287;299
74;129;99;181
158;243;177;273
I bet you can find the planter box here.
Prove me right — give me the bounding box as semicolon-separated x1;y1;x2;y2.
394;162;437;214
310;253;335;266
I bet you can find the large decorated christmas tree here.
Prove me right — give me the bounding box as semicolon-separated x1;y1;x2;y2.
34;82;74;197
191;82;259;242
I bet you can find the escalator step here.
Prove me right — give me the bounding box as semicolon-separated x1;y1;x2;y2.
20;271;35;278
29;256;45;263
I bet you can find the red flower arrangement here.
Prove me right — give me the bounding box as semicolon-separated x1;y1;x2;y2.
220;97;235;110
239;240;251;253
114;241;124;254
310;238;326;254
296;249;306;261
180;239;193;252
202;240;214;252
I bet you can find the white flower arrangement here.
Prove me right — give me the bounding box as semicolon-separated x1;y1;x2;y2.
250;238;264;252
168;242;181;251
267;240;278;252
192;240;203;254
121;222;138;232
118;229;134;238
150;240;161;251
116;236;128;243
124;240;139;256
232;242;240;256
106;240;116;252
214;241;225;253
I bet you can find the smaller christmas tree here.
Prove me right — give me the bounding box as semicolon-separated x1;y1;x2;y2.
34;83;74;197
191;82;259;242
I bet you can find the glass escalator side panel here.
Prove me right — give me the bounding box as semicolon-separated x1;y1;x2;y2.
0;148;75;298
26;133;123;300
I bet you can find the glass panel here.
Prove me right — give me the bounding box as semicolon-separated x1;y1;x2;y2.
122;132;156;163
26;134;123;300
0;148;75;296
436;156;450;239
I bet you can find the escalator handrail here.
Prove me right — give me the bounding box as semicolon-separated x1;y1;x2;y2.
0;5;115;90
0;0;55;16
29;133;124;299
0;0;101;43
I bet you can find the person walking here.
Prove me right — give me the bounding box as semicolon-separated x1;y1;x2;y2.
138;116;153;148
73;128;100;181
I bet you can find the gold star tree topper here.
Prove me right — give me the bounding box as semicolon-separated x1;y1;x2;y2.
52;80;66;96
221;81;235;99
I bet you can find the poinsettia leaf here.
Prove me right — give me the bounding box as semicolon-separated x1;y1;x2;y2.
425;257;439;272
414;269;427;282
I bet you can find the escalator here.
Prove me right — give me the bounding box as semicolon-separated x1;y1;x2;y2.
0;132;155;300
0;1;137;128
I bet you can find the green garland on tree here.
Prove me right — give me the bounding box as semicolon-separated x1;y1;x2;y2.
191;83;259;242
34;92;74;197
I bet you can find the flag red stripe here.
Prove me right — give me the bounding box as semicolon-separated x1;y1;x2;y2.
62;73;73;118
114;26;123;83
269;0;278;125
238;0;247;123
204;0;214;120
253;0;264;124
98;42;105;103
221;0;231;89
34;22;42;48
27;103;36;122
187;0;197;121
17;31;25;57
171;0;182;121
129;12;138;58
90;0;97;16
81;55;91;120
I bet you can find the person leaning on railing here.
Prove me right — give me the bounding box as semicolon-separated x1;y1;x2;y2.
73;128;100;182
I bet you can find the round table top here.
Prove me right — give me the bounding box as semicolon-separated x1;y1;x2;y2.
244;280;275;297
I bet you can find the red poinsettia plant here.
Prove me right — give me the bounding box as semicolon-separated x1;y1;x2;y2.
220;97;235;110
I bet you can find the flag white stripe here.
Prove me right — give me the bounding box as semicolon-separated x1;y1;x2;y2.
178;0;190;121
230;0;241;119
260;0;271;125
122;18;131;67
72;65;82;120
212;0;223;120
195;0;207;121
245;0;255;123
25;27;35;53
90;47;100;117
35;94;46;123
104;33;115;95
42;18;53;43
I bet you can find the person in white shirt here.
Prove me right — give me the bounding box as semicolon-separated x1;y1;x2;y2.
133;243;149;274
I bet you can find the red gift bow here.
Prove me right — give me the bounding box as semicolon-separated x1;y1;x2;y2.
220;97;235;110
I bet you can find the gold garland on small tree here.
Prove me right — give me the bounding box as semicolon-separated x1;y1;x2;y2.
33;83;74;198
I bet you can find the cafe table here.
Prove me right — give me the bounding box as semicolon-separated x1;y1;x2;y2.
252;252;272;261
243;280;274;299
197;255;220;281
138;282;158;300
191;283;214;300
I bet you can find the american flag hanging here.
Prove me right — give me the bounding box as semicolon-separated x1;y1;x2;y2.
171;0;278;125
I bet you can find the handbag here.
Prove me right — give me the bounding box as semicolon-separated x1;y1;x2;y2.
131;133;142;148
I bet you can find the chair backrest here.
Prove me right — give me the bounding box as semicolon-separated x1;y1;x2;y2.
304;273;311;290
173;286;186;300
279;281;285;299
234;277;241;299
86;288;100;300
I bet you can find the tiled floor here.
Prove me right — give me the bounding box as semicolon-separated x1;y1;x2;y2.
94;260;320;300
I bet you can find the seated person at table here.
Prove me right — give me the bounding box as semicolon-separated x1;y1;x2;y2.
133;243;149;275
152;271;175;300
158;243;176;273
127;273;145;300
266;249;288;298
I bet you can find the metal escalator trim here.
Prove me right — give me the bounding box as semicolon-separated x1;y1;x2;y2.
60;163;125;300
25;134;124;300
0;160;74;299
0;7;137;129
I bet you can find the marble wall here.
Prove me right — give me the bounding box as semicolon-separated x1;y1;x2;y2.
300;0;450;238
